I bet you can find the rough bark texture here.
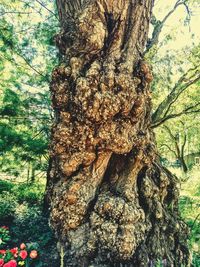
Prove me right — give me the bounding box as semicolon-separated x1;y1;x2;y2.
46;0;189;266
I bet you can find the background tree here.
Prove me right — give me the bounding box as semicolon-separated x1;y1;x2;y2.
149;1;200;173
151;45;200;128
0;0;58;181
46;1;190;266
160;122;188;173
156;116;200;173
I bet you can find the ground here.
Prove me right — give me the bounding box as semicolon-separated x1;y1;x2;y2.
0;167;200;266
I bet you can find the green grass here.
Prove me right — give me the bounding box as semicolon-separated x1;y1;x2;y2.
178;168;200;266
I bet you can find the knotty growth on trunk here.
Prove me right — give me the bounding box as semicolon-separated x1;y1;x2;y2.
46;0;189;266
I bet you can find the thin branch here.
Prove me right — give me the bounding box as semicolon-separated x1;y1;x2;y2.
35;0;59;19
191;213;200;231
0;25;38;34
181;131;187;157
0;115;51;122
152;102;200;128
0;48;49;82
0;11;33;15
163;125;181;158
162;71;200;119
0;52;49;82
161;143;178;158
1;28;50;81
152;66;200;124
146;0;190;52
15;50;49;81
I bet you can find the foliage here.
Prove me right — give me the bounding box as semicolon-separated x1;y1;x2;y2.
0;193;17;222
148;2;200;170
0;0;58;179
12;206;53;249
0;180;14;194
0;226;10;248
0;179;59;266
0;188;59;266
178;168;200;266
14;184;44;205
0;181;44;223
10;206;59;267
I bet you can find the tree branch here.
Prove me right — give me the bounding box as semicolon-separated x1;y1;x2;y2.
162;71;200;119
0;115;51;122
146;0;190;52
181;136;186;157
152;66;200;126
0;49;49;82
181;130;187;158
15;51;50;82
0;11;33;15
191;213;200;231
163;125;181;158
152;102;200;128
161;143;178;158
35;0;59;19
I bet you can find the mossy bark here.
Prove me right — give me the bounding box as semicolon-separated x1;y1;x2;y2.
46;0;189;266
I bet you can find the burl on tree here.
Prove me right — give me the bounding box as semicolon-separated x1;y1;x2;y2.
46;0;189;266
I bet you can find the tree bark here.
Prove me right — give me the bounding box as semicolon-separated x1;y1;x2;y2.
46;0;189;266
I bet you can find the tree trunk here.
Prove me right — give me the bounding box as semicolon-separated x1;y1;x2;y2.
179;157;188;173
180;133;188;173
46;0;189;266
27;161;30;183
31;163;36;183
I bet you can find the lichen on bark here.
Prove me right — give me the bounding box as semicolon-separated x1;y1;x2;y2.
46;0;190;266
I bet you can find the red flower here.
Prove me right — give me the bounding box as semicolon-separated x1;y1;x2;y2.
19;250;28;260
20;243;26;250
0;259;4;267
10;248;18;254
0;250;6;255
10;248;18;258
30;250;38;259
3;260;17;267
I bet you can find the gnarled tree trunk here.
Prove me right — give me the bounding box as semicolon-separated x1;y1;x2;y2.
46;0;189;266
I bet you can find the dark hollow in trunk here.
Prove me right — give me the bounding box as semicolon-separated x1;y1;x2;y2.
46;0;189;266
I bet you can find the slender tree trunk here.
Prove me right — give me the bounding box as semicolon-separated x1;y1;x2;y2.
46;1;189;266
163;126;188;174
180;133;188;173
27;161;30;183
31;163;36;183
179;157;188;173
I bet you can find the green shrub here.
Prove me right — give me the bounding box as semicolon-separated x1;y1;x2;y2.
11;206;59;267
0;226;11;248
0;192;17;222
0;179;14;193
192;252;200;266
14;183;44;205
195;185;200;196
